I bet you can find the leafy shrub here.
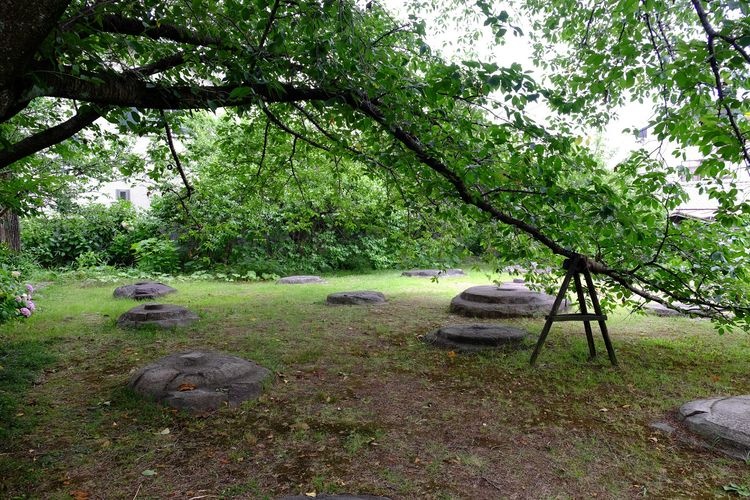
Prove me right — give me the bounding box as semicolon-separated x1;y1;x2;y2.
21;201;161;268
131;237;179;273
0;244;38;274
74;250;106;269
0;268;36;324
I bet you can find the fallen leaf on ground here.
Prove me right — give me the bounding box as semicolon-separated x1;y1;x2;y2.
141;469;157;477
178;383;197;391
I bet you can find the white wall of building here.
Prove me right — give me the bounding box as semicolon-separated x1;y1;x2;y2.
85;180;152;210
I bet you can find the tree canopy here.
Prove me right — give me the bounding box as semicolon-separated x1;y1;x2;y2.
1;0;749;327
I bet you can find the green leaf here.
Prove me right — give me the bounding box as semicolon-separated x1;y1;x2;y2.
228;86;253;100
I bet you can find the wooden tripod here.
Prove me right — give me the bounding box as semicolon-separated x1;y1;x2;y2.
530;256;618;366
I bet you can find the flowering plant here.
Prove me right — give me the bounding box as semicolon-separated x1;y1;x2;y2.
0;269;35;324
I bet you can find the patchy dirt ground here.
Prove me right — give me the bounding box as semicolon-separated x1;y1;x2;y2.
2;276;750;499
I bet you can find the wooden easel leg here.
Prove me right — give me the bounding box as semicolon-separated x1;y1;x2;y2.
583;269;618;366
530;267;575;365
574;273;596;360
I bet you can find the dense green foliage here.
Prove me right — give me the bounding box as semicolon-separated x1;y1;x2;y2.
21;201;158;268
1;0;749;325
19;111;481;275
148;112;477;274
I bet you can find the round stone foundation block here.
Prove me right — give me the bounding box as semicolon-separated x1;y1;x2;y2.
326;291;387;305
401;269;465;278
450;282;565;318
117;303;198;328
113;281;176;300
276;275;326;284
679;396;750;459
424;324;529;352
129;351;271;412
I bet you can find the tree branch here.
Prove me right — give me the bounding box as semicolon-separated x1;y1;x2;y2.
1;53;190;169
0;0;72;119
26;71;338;113
73;13;226;48
161;109;193;198
0;105;103;170
690;0;750;168
342;91;576;261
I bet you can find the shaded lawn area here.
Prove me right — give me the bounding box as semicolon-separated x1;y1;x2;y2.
2;270;750;499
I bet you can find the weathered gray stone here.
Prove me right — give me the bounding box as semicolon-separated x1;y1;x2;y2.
450;282;566;318
649;421;676;435
424;324;529;352
113;282;177;300
643;301;703;317
117;303;198;329
401;269;465;277
129;351;271;412
276;275;326;284
327;291;387;305
678;396;750;459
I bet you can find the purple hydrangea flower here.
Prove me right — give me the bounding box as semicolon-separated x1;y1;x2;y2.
25;300;36;312
19;307;31;317
26;283;34;294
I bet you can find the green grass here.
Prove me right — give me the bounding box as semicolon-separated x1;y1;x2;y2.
2;269;750;498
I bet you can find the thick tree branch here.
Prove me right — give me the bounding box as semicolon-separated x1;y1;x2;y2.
126;53;188;77
342;92;576;261
1;54;190;169
72;13;226;48
0;106;102;170
0;0;72;119
27;72;337;113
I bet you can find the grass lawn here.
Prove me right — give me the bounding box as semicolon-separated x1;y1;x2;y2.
1;269;750;499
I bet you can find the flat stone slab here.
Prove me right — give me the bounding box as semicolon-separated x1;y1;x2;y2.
113;281;177;300
401;269;465;277
450;282;566;318
643;302;684;317
424;324;529;352
276;275;326;284
327;291;387;305
117;303;198;328
129;351;271;412
643;301;703;317
678;396;750;459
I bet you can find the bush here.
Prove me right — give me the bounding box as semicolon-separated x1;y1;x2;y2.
132;237;179;273
0;268;36;324
21;201;161;268
74;250;106;269
0;244;38;274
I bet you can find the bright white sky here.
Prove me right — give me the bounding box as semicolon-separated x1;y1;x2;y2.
380;0;655;168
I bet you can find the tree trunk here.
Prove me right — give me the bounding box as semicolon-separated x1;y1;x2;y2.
0;0;72;121
0;209;20;252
